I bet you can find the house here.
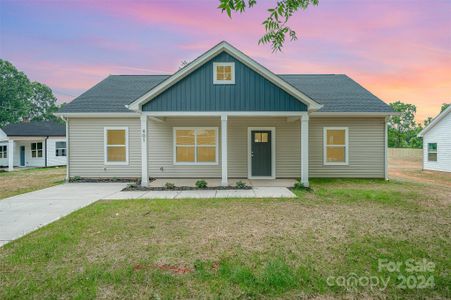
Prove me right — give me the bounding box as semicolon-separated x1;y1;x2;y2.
55;41;394;187
418;106;451;172
0;121;67;170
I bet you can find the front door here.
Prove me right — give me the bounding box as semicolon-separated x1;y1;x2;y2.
20;146;25;167
251;130;272;177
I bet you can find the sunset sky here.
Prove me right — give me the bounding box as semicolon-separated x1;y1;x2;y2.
1;0;450;121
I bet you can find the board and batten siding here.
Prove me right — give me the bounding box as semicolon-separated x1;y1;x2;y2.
309;117;385;178
68;118;141;178
148;117;302;178
422;111;451;172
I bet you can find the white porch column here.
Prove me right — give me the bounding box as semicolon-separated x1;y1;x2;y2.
140;115;149;187
8;139;14;171
221;114;228;186
300;114;309;187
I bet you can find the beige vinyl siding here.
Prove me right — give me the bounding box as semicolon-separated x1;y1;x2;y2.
68;118;141;178
148;117;301;178
309;117;385;178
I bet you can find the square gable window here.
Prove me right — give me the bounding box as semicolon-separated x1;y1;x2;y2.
213;62;235;84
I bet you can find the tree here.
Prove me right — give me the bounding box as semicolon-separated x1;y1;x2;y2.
440;103;450;112
0;60;32;127
388;101;419;148
218;0;319;52
26;82;59;122
0;59;59;127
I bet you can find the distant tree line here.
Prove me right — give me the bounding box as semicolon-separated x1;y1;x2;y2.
388;101;450;149
0;59;62;128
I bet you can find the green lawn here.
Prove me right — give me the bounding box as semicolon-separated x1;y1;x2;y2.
0;178;449;299
0;167;66;200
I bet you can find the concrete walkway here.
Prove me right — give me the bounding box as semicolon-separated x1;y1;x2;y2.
103;187;296;200
0;183;126;247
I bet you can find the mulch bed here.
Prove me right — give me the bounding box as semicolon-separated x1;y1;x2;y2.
123;183;252;191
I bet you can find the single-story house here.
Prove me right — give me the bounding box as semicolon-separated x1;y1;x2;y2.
55;41;394;187
0;121;67;170
418;105;451;172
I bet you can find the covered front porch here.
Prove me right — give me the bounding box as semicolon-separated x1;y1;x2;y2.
1;138;46;171
140;112;310;188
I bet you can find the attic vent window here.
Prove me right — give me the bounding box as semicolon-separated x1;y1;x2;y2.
213;62;235;84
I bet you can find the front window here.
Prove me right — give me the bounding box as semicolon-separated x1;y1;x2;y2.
105;127;128;164
324;127;348;165
428;143;437;162
0;145;7;158
213;62;235;84
174;128;218;164
31;142;43;158
55;141;66;157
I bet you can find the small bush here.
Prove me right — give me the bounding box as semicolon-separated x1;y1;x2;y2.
293;178;304;189
165;182;175;190
235;181;247;189
195;180;208;189
72;176;81;182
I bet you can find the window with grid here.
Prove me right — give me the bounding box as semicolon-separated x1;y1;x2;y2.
213;62;235;84
0;145;7;158
174;128;217;164
428;143;437;162
31;142;43;158
55;141;66;157
105;128;128;164
324;128;348;165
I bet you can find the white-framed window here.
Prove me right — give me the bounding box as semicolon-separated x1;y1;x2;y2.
174;127;218;165
428;143;437;162
323;127;349;165
0;145;7;158
31;142;43;158
55;141;67;157
213;62;235;84
104;127;129;165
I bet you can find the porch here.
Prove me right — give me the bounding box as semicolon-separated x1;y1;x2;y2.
140;112;310;187
1;138;46;170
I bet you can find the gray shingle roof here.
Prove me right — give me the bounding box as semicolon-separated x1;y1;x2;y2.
58;74;392;113
2;121;66;137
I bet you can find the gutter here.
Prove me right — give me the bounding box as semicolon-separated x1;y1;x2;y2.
44;136;49;167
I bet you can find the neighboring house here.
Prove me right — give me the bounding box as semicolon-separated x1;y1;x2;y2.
418;106;451;172
55;41;394;187
0;121;67;170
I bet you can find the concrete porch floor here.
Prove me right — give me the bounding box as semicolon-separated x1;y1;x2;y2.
148;178;296;188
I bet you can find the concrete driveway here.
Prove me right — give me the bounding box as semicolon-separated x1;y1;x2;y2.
0;183;126;247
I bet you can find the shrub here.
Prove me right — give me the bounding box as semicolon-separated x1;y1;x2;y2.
165;182;175;190
293;178;304;189
195;180;208;189
235;181;247;189
72;176;81;182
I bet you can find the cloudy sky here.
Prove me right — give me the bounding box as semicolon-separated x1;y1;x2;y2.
1;0;450;120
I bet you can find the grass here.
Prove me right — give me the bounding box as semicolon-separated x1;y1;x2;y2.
0;177;449;299
0;167;66;200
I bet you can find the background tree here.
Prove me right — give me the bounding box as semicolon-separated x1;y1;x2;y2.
388;101;419;148
218;0;319;52
0;60;32;127
440;103;450;112
0;59;59;127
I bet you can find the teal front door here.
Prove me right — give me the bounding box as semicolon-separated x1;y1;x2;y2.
20;146;25;166
251;130;272;177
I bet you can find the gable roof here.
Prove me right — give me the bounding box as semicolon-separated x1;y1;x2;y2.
2;121;66;137
418;105;451;137
127;41;323;111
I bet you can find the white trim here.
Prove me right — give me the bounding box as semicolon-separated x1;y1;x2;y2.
247;127;276;179
54;112;140;118
127;41;322;111
384;116;389;180
65;118;70;180
427;143;438;162
104;127;129;165
141;115;149;187
221;115;228;186
143;111;308;117
8;139;14;171
213;62;235;85
418;106;451;137
323;127;349;166
173;127;219;165
300;115;309;187
311;112;398;117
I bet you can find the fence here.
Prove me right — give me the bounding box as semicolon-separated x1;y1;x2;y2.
388;148;422;161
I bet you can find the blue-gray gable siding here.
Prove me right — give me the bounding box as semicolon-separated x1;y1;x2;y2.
142;52;307;112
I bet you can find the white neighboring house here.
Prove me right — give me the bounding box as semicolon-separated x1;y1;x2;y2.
418;106;451;173
0;121;67;171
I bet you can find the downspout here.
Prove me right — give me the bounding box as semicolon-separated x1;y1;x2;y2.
45;136;49;167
